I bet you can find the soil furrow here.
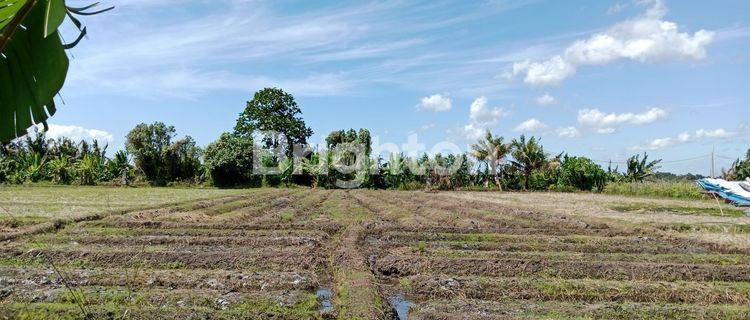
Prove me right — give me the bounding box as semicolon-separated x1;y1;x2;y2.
374;255;750;282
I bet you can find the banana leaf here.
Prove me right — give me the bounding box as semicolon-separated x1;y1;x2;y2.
0;0;30;32
0;0;68;143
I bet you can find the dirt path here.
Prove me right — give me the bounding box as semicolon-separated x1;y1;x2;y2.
319;190;388;319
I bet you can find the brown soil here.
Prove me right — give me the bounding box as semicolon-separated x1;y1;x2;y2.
3;189;750;320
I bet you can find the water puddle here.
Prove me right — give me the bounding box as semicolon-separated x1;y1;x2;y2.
316;288;333;313
389;294;414;320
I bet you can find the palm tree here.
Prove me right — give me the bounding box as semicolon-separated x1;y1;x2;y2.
625;152;662;182
510;135;547;190
471;131;511;190
109;150;132;185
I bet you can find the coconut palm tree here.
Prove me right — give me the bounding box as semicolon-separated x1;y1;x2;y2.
625;152;662;182
510;135;547;190
471;131;511;190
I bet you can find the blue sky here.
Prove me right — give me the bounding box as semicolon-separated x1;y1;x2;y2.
46;0;750;174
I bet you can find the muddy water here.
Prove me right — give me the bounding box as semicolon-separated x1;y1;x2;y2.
316;288;333;313
389;294;414;320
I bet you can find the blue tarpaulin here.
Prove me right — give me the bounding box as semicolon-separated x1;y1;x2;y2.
697;178;750;214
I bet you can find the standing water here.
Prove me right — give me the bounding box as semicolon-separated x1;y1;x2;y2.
316;288;333;313
389;294;414;320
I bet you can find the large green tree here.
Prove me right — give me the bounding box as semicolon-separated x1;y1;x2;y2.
326;128;372;156
511;135;547;190
125;122;175;184
234;88;313;156
0;0;111;143
325;128;373;188
125;122;201;185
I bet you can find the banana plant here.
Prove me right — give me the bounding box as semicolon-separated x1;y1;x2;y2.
0;0;111;143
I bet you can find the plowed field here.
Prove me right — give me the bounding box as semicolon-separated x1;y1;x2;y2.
2;188;749;319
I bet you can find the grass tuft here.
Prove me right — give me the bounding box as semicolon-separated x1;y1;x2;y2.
604;182;707;200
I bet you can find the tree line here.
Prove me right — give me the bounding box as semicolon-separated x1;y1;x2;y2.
1;88;747;189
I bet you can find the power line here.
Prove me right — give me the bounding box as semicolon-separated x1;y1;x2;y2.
590;159;627;165
661;154;711;164
716;155;739;160
591;154;713;165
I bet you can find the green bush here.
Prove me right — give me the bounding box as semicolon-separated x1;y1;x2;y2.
499;166;525;190
529;169;557;190
547;184;579;193
557;156;607;192
48;156;73;184
203;133;258;187
77;154;106;185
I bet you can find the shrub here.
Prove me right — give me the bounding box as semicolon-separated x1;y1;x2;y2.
76;154;106;185
557;156;607;192
204;133;258;187
499;166;525;190
49;156;73;184
529;169;557;190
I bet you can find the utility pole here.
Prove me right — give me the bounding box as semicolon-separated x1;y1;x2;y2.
711;145;715;178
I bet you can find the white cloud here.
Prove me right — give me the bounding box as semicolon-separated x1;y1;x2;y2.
102;70;352;99
694;128;733;139
641;137;675;150
416;94;452;112
469;96;508;124
66;1;547;100
514;118;550;133
631;128;736;150
65;2;414;99
506;0;715;85
34;124;114;144
535;93;556;106
577;107;667;133
607;2;628;15
556;126;580;138
463;96;508;139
